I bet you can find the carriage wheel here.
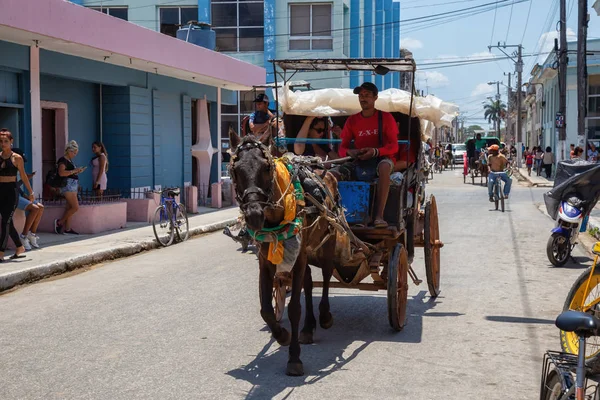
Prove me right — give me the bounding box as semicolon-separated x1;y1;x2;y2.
424;195;441;298
259;278;287;322
387;243;409;331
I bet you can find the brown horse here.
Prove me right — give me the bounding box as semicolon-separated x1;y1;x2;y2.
228;128;340;376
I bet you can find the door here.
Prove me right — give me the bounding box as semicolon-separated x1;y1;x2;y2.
41;109;56;183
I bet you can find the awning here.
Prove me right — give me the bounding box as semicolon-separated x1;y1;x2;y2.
271;58;417;73
0;0;266;90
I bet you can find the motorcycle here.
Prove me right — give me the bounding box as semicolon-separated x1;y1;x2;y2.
544;160;600;267
546;196;587;267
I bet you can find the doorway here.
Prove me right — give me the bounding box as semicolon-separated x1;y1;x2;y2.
41;108;56;183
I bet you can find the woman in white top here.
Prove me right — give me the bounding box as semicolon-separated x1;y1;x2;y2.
542;146;555;179
91;141;108;197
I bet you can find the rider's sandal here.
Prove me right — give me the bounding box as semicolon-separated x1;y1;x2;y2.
373;219;388;228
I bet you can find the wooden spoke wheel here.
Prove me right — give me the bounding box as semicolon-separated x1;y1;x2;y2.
387;243;409;331
424;195;442;298
259;278;287;322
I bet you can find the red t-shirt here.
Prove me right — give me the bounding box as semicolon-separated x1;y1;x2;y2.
339;110;399;162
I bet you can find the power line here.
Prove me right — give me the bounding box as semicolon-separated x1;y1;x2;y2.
490;0;499;46
520;0;534;44
505;0;515;42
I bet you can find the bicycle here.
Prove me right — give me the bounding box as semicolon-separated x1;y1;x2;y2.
541;310;600;400
489;170;507;212
152;187;189;247
560;243;600;370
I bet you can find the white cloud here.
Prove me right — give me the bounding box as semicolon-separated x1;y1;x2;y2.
416;71;450;88
538;28;577;53
400;37;423;50
468;51;497;60
471;82;496;97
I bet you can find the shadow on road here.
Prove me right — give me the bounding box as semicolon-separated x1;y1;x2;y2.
227;290;460;399
485;315;555;325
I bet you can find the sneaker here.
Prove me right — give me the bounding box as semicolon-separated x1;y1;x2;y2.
54;219;64;234
27;232;39;248
64;229;79;235
20;235;31;251
489;196;494;203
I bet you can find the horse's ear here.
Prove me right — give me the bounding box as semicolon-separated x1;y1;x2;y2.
229;126;241;150
258;129;271;147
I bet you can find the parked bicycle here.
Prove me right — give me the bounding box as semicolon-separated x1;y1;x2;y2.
541;310;600;400
152;187;189;247
560;243;600;369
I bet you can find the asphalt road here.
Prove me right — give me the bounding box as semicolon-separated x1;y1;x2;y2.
0;168;593;400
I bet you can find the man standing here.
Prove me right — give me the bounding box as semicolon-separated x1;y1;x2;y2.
333;82;399;228
487;144;512;201
249;94;274;135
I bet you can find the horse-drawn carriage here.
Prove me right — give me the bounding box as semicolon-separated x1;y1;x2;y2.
228;58;458;375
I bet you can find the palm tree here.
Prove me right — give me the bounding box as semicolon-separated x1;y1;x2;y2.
483;99;507;139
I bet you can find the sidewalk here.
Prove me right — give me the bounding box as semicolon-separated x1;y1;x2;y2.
0;206;239;292
517;167;554;188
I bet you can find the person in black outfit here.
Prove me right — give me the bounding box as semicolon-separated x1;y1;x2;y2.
294;116;338;160
0;129;34;262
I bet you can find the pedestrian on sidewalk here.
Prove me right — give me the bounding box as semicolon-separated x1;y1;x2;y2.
55;140;85;235
12;149;43;250
588;142;598;162
525;149;534;176
0;129;34;262
570;143;576;159
535;146;544;176
91;141;108;198
542;146;555;179
573;146;584;160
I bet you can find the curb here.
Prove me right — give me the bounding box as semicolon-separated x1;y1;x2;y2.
0;218;237;293
515;170;553;187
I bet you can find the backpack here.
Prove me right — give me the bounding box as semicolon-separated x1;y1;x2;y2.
45;163;66;188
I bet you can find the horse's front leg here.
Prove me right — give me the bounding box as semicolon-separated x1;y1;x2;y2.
286;251;307;376
259;253;290;346
300;263;317;344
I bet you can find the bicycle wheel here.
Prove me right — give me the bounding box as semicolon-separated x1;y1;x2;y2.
174;204;189;242
561;265;600;372
153;206;174;247
541;370;564;400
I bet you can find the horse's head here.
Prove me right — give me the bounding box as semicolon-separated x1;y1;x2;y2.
229;127;274;232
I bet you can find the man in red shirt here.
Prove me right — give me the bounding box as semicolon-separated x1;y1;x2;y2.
332;82;399;228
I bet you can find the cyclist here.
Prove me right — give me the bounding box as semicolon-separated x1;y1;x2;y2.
433;144;442;169
444;143;453;167
487;144;512;202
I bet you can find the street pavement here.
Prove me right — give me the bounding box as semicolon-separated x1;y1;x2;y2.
0;169;594;399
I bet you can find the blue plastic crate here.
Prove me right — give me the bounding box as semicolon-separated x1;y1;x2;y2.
338;181;371;225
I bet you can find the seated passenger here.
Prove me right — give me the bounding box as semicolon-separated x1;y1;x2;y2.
331;82;399;228
249;94;274;135
294;116;338;160
394;124;418;172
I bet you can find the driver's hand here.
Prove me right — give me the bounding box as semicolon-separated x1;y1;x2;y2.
357;148;376;161
347;149;360;158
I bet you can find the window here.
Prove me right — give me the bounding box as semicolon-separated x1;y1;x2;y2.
159;7;198;38
587;75;600;140
212;0;264;52
289;4;332;51
89;7;128;21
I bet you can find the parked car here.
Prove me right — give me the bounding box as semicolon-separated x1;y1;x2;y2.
452;143;466;164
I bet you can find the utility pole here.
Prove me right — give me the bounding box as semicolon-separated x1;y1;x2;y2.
578;0;589;147
558;0;568;161
489;42;524;166
505;72;512;143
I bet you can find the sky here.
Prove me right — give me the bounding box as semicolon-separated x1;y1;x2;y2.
399;0;600;129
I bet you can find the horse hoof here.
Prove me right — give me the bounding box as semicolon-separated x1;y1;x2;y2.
299;331;314;344
320;313;334;330
286;361;304;376
275;328;291;346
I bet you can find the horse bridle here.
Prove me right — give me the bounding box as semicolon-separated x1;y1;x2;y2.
229;137;276;211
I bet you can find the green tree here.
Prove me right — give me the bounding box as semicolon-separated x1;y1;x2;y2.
483;99;506;139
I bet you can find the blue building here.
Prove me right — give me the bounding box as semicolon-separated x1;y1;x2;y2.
0;0;264;200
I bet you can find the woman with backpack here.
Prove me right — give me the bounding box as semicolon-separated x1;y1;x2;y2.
54;140;85;235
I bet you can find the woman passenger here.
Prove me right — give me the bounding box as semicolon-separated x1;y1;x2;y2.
294;116;338;160
91;141;108;197
0;129;34;261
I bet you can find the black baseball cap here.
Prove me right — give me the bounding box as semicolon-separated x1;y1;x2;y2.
12;147;27;162
253;93;270;103
353;82;379;96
